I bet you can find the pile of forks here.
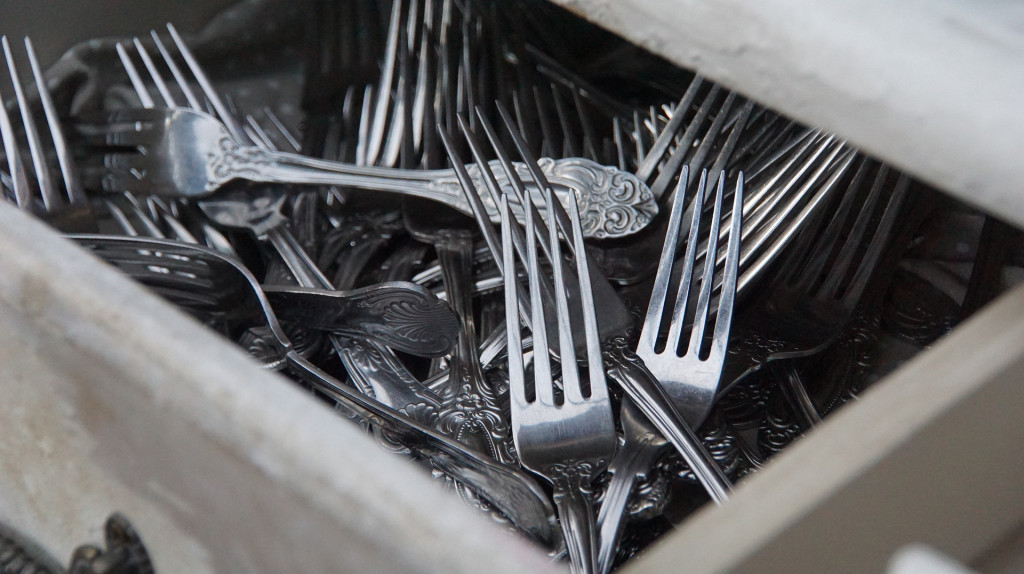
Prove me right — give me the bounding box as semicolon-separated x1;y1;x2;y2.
0;1;1006;572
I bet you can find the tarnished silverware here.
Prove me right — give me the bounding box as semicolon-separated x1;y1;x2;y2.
0;35;94;230
263;284;459;358
74;23;657;239
72;233;561;546
500;190;616;574
723;160;910;427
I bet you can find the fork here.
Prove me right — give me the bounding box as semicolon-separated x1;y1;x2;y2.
501;188;616;574
446;104;735;538
593;169;744;573
70;233;560;546
637;167;745;431
0;36;90;223
109;37;461;365
721;159;911;427
72;28;658;240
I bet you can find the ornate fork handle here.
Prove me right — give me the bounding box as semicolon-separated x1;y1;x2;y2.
434;231;516;465
286;351;560;547
596;402;668;574
264;283;460;358
216;138;657;239
548;464;603;574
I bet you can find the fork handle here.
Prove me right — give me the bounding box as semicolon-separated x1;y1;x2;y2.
552;475;601;574
256;150;473;212
595;428;666;574
244;150;655;240
603;338;733;503
286;351;561;546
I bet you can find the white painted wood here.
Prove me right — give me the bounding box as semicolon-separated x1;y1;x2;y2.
549;0;1024;230
0;202;557;573
624;283;1024;573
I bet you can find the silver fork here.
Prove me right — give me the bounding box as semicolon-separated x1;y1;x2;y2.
446;105;736;557
73;27;657;240
501;188;616;574
637;168;744;430
70;233;560;546
594;169;740;572
0;36;89;217
724;160;911;428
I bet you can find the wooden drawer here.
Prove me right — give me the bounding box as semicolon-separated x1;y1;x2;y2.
1;1;1021;572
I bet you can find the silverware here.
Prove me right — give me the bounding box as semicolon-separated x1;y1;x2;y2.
595;168;742;571
500;189;616;574
594;398;668;573
0;35;93;228
74;24;658;240
722;160;910;427
636;168;743;430
443;105;635;346
77;104;659;239
71;233;561;546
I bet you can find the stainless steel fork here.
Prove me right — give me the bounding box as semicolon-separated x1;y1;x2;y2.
594;168;741;572
0;36;89;219
637;168;745;430
723;159;911;428
501;189;616;574
73;26;658;240
71;233;560;546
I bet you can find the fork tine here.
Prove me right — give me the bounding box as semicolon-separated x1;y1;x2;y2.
122;193;166;238
166;23;247;142
837;172;910;305
104;199;141;236
472;109;558;264
0;73;30;208
790;157;873;291
150;31;201;110
682;92;737;186
735;144;853;285
365;0;403;165
665;170;708;353
26;37;85;206
245;115;275;150
549;83;578;158
149;197;200;243
813;160;880;294
634;76;703;183
132;37;176;107
356;85;374;166
543;182;583;402
612;116;628;170
4;36;59;211
501;165;529;410
524;188;554;406
438;121;505;275
638;165;690;353
567;191;606;400
115;42;154;108
650;85;722;202
495;101;575;253
453;113;531;263
686;171;725;356
710;173;745;357
265;108;301;152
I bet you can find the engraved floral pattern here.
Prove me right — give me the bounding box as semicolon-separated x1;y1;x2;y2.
206;135;269;189
428;157;658;239
354;288;460;353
